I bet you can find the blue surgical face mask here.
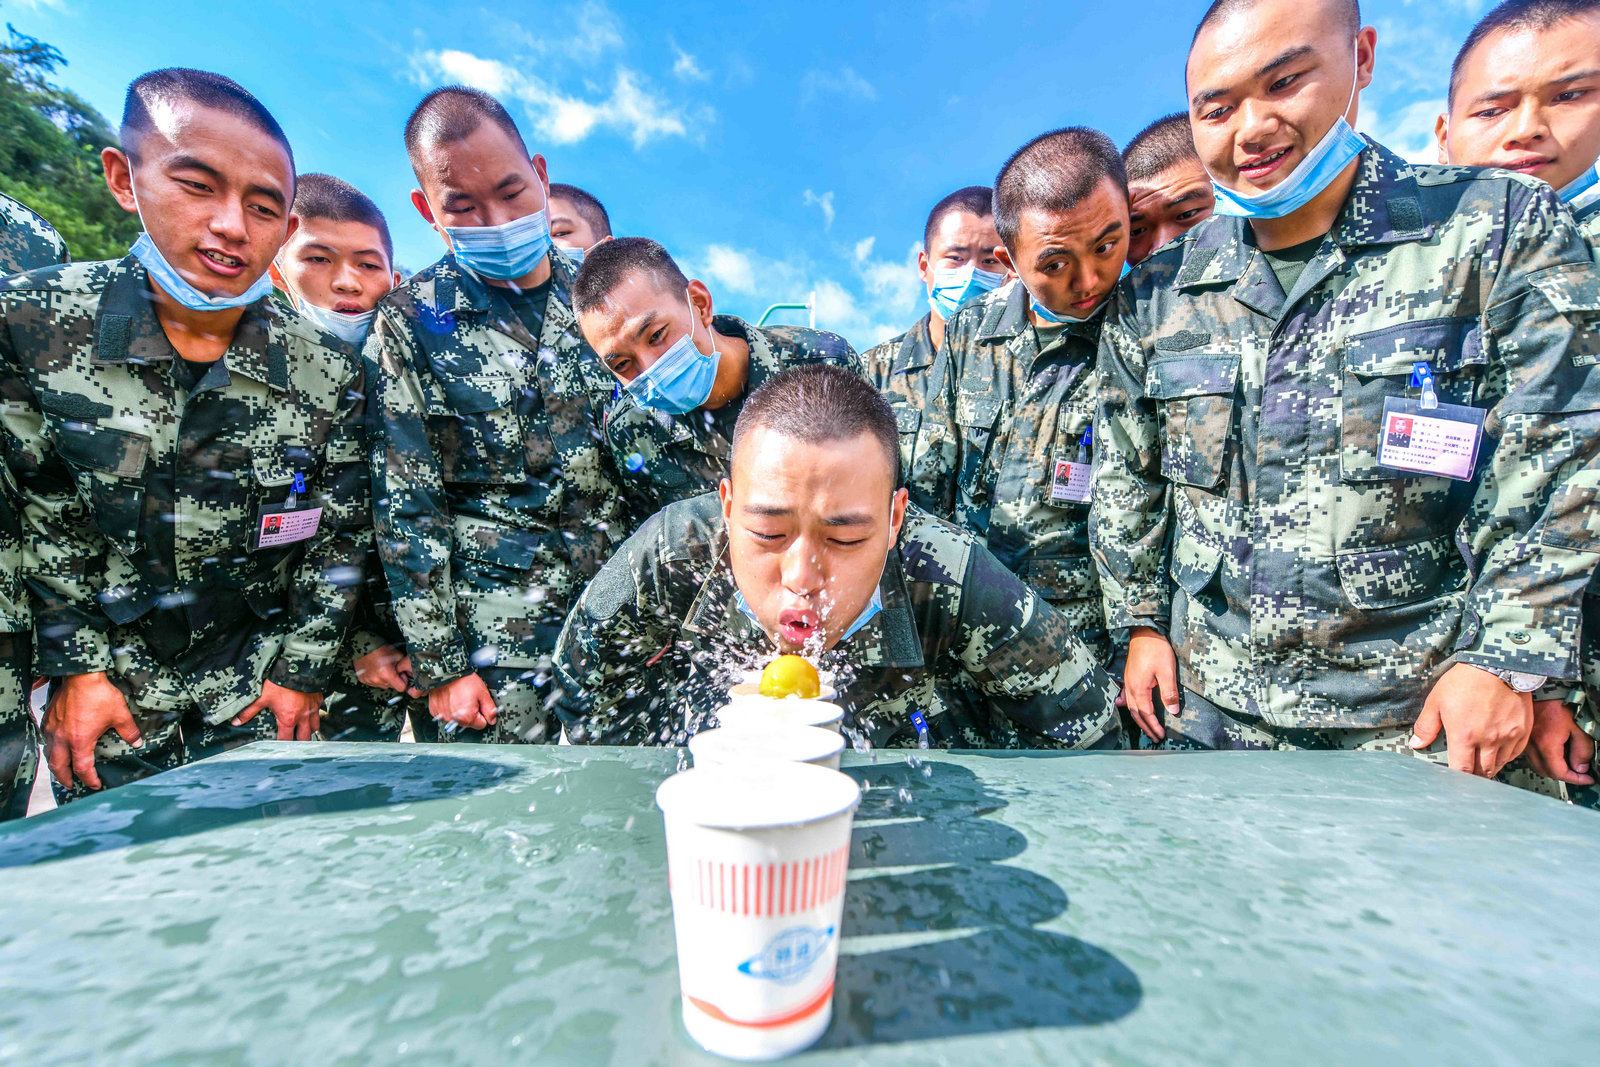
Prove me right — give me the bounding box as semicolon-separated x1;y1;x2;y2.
625;292;720;415
1027;286;1101;324
128;185;274;312
558;244;587;267
443;207;552;281
1559;162;1600;213
1209;50;1366;220
733;587;884;645
296;297;376;346
928;263;1006;319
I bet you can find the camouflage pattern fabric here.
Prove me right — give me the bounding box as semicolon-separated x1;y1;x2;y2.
944;280;1110;664
602;315;861;522
1093;140;1600;734
0;256;369;797
367;251;622;742
0;632;36;820
0;192;65;818
553;492;1119;750
863;313;960;516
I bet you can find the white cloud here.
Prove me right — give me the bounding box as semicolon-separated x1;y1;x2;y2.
1359;98;1446;165
853;236;875;262
489;0;623;63
701;245;758;295
803;189;836;231
411;49;702;149
799;67;877;105
672;42;709;82
9;0;65;9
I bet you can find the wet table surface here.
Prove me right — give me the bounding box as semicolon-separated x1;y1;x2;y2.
1;744;1597;1065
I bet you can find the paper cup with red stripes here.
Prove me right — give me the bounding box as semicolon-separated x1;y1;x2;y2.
655;761;861;1060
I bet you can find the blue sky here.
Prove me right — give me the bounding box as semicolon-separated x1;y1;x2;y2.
10;0;1482;350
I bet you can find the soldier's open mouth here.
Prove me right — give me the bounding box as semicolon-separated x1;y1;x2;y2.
778;608;821;645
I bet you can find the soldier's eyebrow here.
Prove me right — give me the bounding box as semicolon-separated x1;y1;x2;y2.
168;154;286;209
631;310;661;339
821;512;875;527
1465;69;1600;109
742;503;793;517
300;240;386;260
1166;188;1210;208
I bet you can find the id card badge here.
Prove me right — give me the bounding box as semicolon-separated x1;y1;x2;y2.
1376;396;1486;481
1049;457;1093;505
252;501;323;550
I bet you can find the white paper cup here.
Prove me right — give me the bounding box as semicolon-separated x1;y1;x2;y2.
718;698;844;734
689;725;846;772
656;762;861;1061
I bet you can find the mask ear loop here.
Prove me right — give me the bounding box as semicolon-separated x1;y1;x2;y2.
685;288;714;358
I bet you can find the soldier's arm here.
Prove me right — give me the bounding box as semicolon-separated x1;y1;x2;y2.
1455;184;1600;682
1088;293;1172;634
267;353;371;694
0;298;112;674
954;544;1119;748
553;511;686;745
366;307;472;691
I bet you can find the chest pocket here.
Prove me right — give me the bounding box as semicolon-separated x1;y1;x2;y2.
1339;317;1485;483
955;390;1003;506
421;370;523;484
892;404;922;487
47;414;150;555
1146;352;1239;489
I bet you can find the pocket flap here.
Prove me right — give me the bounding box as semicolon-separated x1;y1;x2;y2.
1529;262;1600;315
452;520;559;571
251;447;297;487
1336;533;1467;610
955;391;1001;429
1169;532;1223;597
56;422;150;479
894;405;921;434
1146;353;1238;399
430;373;515;416
1342;316;1483;376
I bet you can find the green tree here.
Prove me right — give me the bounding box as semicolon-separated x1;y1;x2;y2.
0;20;138;261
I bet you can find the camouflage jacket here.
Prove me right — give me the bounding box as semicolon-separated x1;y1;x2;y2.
863;313;960;516
553;492;1118;749
1092;140;1600;730
944;280;1109;663
603;315;860;524
367;250;623;689
0;256;369;715
0;193;68;633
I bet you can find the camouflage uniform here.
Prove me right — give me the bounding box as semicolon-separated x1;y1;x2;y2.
1566;192;1600;808
863;313;960;515
604;315;860;521
944;281;1111;665
0;256;369;800
553;492;1119;750
368;250;622;744
0;193;67;818
1093;141;1600;748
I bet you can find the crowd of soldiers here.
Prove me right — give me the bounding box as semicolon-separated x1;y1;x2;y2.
3;0;1600;821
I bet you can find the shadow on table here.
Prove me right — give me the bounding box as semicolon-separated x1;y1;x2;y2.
0;754;520;867
817;758;1141;1047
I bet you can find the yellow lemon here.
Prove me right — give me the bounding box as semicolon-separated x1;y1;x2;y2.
758;655;821;699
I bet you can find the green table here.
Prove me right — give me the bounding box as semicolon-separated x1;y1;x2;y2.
1;745;1596;1064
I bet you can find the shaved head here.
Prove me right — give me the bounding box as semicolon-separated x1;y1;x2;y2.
1193;0;1360;48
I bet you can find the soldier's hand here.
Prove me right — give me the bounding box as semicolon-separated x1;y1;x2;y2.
354;644;421;697
233;680;324;741
428;672;498;733
1523;700;1596;786
1410;664;1534;777
1123;627;1179;742
42;672;142;791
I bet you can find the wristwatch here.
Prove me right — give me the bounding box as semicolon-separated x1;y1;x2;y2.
1469;664;1547;693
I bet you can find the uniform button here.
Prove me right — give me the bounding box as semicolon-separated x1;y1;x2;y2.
1509;630;1530;645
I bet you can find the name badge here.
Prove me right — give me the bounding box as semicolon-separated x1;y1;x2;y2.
1376;396;1485;481
252;502;323;550
1049;457;1093;505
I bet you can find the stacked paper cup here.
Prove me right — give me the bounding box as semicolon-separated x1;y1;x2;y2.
656;757;861;1059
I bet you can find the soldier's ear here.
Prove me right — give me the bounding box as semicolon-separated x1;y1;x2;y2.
888;487;908;541
719;477;735;524
995;245;1016;276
